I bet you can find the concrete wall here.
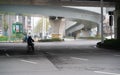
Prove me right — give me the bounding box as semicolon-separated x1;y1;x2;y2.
49;18;65;39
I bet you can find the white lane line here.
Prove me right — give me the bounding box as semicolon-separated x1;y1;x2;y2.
114;55;120;57
20;60;37;64
71;57;88;61
93;45;97;48
44;52;57;55
94;71;120;75
5;53;10;57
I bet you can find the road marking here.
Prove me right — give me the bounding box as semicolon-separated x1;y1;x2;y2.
5;53;10;57
93;45;97;48
114;55;120;57
94;71;120;75
20;60;37;64
44;52;57;55
71;57;88;61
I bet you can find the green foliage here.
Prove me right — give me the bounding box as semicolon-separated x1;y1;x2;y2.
97;39;120;50
16;33;24;39
10;33;24;41
79;36;101;39
3;21;8;31
34;18;50;33
3;15;8;32
38;38;63;42
34;19;42;33
0;36;8;41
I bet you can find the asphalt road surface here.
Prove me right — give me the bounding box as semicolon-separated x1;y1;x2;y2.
0;39;120;75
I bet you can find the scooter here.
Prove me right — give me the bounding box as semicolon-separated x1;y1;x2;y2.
27;44;34;53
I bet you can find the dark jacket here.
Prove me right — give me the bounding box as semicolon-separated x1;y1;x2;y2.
27;36;34;46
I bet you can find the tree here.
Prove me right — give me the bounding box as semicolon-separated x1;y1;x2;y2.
3;14;8;36
34;18;42;33
34;17;50;34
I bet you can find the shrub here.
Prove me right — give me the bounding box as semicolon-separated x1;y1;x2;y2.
97;39;120;50
79;37;101;39
0;36;8;41
38;38;63;42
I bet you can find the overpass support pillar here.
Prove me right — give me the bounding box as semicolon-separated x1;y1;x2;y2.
115;2;120;39
97;24;101;37
49;16;65;39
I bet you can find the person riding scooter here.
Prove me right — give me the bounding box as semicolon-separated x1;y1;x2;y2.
27;36;34;52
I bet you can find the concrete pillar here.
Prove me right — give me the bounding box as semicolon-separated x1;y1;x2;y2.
97;24;101;37
115;2;120;39
79;30;90;37
49;16;65;39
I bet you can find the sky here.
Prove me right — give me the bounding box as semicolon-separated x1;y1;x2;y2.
31;17;40;26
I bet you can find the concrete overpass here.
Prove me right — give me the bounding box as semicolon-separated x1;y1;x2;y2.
0;4;102;38
65;19;99;37
0;0;115;7
0;5;101;23
1;0;120;39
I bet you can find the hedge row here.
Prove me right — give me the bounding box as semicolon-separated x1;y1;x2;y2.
0;36;8;41
97;39;120;50
38;38;63;42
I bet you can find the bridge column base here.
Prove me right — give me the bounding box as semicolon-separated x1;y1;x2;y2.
51;34;61;39
49;16;65;39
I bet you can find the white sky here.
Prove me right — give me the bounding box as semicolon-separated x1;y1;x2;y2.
31;17;41;27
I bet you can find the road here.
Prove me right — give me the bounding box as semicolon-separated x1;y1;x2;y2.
0;39;120;75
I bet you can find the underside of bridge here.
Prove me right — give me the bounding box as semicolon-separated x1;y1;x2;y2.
1;0;120;40
0;4;104;39
0;0;115;7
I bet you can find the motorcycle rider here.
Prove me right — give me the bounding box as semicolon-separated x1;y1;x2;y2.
27;35;34;52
